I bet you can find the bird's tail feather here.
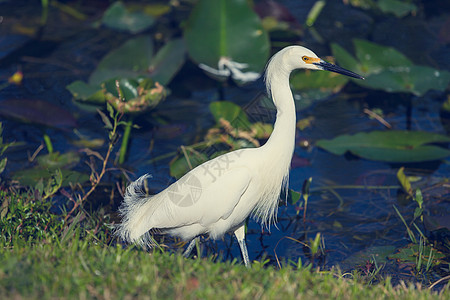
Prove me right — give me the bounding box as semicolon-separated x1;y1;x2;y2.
115;174;163;247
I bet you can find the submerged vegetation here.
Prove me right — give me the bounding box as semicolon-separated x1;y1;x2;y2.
0;0;449;297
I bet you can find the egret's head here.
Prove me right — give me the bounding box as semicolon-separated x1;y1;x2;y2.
265;45;363;95
284;46;364;79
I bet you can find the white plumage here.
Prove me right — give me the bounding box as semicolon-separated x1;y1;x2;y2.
116;46;363;267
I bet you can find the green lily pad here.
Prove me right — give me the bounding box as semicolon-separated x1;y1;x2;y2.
364;65;450;95
331;39;450;96
209;101;252;130
68;38;183;113
13;152;88;187
290;70;350;102
89;36;154;85
103;78;139;101
291;70;350;90
170;151;208;179
102;77;166;114
377;0;417;18
66;80;105;104
148;38;186;85
36;152;80;170
340;245;396;268
316;130;450;162
101;2;155;34
330;43;360;74
184;0;270;83
70;36;184;104
388;243;445;263
13;168;89;187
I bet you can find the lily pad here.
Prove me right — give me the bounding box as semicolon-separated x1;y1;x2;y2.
68;37;184;108
0;99;76;128
184;0;270;83
331;39;450;96
377;0;417;18
389;243;445;263
340;245;396;268
102;78;166;114
170;151;208;179
209;101;252;130
290;70;350;102
13;168;89;187
66;81;105;104
89;36;154;85
101;1;155;34
363;65;450;96
36;152;80;170
316;130;450;162
12;151;88;187
148;38;186;86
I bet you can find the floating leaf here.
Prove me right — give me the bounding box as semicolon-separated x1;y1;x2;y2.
12;152;87;187
316;130;450;162
361;65;450;96
0;99;76;128
170;151;208;179
353;39;413;74
340;246;396;268
209;101;252;130
389;243;445;263
292;70;350;90
377;0;417;18
184;0;270;83
331;39;450;96
101;1;155;34
149;38;186;85
13;168;89;187
36;152;80;170
89;36;154;85
103;78;166;114
291;69;349;101
330;43;360;73
103;78;139;101
66;80;104;104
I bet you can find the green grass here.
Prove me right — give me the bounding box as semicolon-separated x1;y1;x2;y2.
0;235;448;299
0;190;448;299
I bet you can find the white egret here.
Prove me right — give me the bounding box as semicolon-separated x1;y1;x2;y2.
116;46;364;267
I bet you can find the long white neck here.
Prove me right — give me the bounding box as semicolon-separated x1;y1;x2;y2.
251;62;296;226
249;52;297;226
263;62;296;160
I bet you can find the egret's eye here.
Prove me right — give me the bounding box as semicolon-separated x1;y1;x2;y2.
302;56;309;62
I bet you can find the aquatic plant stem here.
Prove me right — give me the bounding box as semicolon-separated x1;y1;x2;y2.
63;110;121;224
118;118;133;164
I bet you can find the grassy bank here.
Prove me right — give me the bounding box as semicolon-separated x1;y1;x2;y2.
0;191;448;299
0;234;448;300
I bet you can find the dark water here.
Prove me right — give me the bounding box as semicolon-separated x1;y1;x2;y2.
1;0;449;287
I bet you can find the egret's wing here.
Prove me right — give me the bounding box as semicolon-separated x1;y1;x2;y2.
197;167;251;226
156;166;251;228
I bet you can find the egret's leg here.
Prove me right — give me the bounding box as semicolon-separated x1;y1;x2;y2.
183;237;198;258
234;225;250;268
